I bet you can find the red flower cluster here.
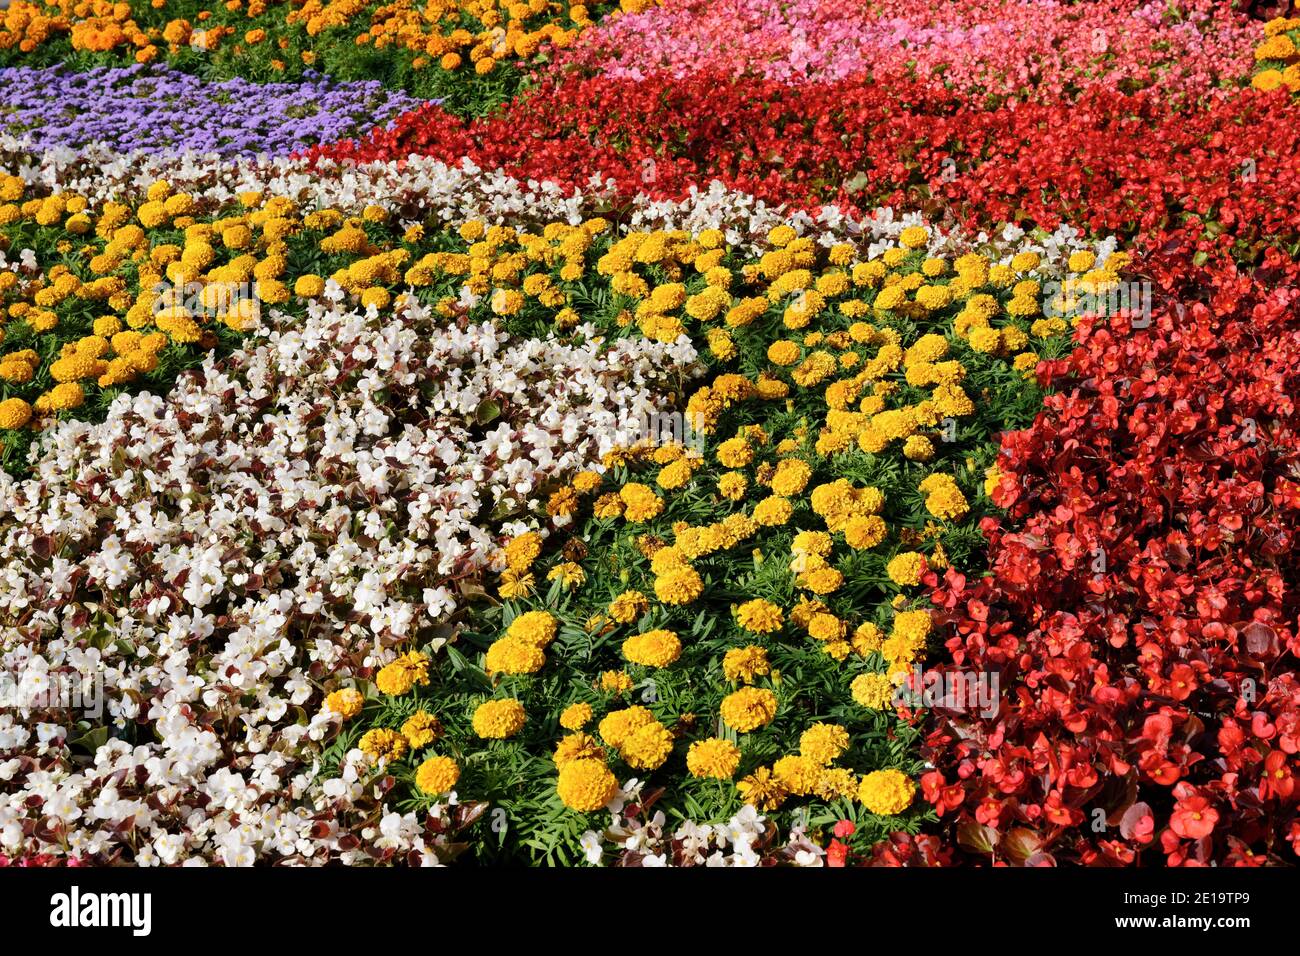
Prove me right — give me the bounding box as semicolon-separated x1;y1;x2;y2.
305;69;961;207
920;281;1300;865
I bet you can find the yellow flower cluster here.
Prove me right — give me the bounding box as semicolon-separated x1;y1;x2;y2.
375;651;431;695
1254;13;1300;92
1;180;540;434
0;0;159;61
291;0;658;75
467;222;1097;818
0;1;72;55
857;768;916;816
331;216;1121;839
0;0;662;74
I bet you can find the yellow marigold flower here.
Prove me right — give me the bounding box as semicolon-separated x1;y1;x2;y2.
499;569;534;599
685;286;731;321
598;705;654;747
918;473;969;521
554;732;605;768
47;383;86;411
556;758;618;811
415;755;460;795
608;590;648;624
622;629;682;669
1067;250;1097;273
913;284;952;311
772;754;822;795
967;325;1002;354
325;688;364;719
824;639;852;661
716;435;754;468
933;383;975;418
816;767;861;800
718;471;748;500
0;398;32;430
851;672;895;709
844;514;887;550
375;651;431;696
359;727;407;763
800;723;850;764
734;598;783;634
898;225;929;249
166;193;195;217
885;552;927;587
360;286;390;310
720;687;778;733
547;561;586;588
785;533;827;559
490;288;524;316
472;698;527;739
800;566;844;595
1264;16;1293;38
572;470;603;494
656;458;693;490
686;738;741;779
503;531;543;572
736;766;787;810
752;495;793;526
506;609;557;647
93;315;123;338
767;224;797;248
1252;68;1285;92
723;645;770;684
401;711;443;749
600;670;634;694
852;622;885;656
769;458;812;496
1255;33;1296;61
807;611;845;642
0;357;36;385
256;278;289;304
619;720;674;770
707;327;738;361
858;768;916;815
484;637;545;675
903;434;935;461
559;702;594;731
654;565;704;605
891;609;933;643
619;482;664;522
221;224;252;250
593;492;625;518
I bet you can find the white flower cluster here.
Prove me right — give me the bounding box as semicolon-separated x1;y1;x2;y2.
0;292;699;864
2;138;1113;265
579;780;824;867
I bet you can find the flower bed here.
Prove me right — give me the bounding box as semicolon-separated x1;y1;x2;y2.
554;0;1254;96
0;64;424;156
921;273;1300;865
309;73;1300;290
0;0;661;114
1;0;1298;868
0;290;698;865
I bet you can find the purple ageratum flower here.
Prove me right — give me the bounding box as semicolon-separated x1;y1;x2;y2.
0;64;427;158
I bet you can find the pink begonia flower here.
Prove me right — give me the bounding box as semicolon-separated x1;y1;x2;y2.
554;0;1256;99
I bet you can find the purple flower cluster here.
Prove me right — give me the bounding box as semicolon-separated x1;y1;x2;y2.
0;64;426;157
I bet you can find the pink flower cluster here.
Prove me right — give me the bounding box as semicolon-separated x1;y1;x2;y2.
555;0;1256;98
